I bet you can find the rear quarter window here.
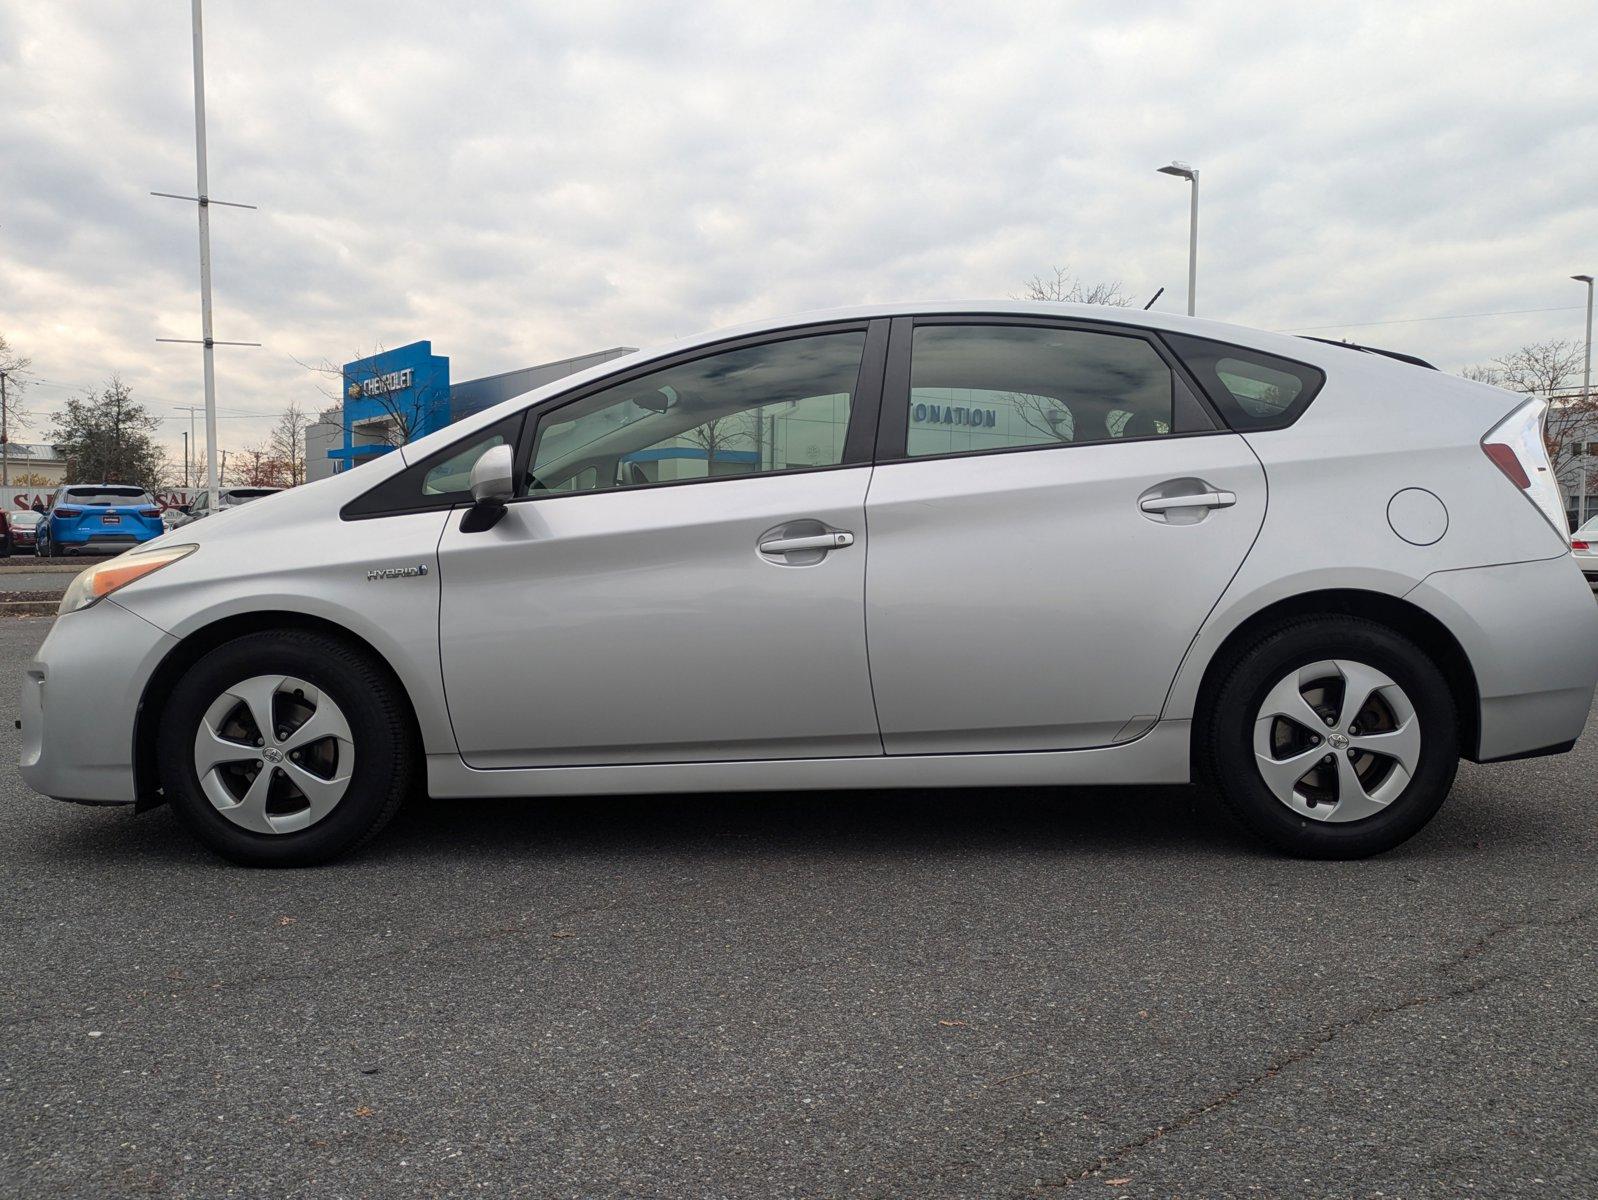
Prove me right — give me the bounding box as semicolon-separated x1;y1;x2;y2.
1162;333;1325;431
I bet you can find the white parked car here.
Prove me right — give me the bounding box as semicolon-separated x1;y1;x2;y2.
1572;517;1598;591
172;486;284;526
18;303;1598;865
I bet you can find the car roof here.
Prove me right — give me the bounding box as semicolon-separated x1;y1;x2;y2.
652;299;1337;363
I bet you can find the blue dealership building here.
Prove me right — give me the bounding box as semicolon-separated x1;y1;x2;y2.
308;340;635;481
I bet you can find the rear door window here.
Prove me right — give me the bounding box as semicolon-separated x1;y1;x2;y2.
896;323;1211;461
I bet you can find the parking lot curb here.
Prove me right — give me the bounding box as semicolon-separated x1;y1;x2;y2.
0;602;57;617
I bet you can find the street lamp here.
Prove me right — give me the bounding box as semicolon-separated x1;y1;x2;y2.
1157;161;1199;316
1574;274;1594;527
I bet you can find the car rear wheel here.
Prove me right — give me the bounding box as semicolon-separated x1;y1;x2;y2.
157;630;416;866
1205;616;1459;858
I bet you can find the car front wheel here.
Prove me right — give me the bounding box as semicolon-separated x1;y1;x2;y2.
157;630;416;866
1205;616;1460;858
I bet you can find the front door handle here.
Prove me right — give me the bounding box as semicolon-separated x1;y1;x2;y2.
758;531;855;554
1139;491;1236;513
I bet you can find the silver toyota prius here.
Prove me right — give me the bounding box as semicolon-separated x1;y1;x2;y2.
19;302;1598;865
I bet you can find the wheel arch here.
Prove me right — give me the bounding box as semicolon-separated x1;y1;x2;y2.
1188;588;1482;768
132;611;426;811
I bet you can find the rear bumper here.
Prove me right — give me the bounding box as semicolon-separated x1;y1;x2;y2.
51;531;158;551
1407;556;1598;762
18;600;175;804
1573;548;1598;589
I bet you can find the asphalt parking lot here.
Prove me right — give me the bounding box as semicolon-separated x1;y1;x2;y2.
1;616;1594;1199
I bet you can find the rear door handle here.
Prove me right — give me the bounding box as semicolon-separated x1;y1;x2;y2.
758;531;855;554
1139;491;1236;513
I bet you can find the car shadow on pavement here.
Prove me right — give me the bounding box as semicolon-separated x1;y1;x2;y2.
26;784;1244;868
375;784;1245;863
28;774;1550;867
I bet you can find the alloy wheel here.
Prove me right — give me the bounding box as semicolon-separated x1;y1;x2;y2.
193;674;355;834
1252;659;1421;823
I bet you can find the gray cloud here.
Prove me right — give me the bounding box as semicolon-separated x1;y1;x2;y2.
2;0;1595;458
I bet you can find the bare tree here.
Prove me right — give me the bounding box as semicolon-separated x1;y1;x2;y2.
1005;392;1073;443
1016;266;1132;308
1463;340;1595;481
680;412;755;477
0;330;37;448
294;346;443;450
268;400;310;485
235;442;291;487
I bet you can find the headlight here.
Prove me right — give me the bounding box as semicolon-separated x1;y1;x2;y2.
58;545;197;615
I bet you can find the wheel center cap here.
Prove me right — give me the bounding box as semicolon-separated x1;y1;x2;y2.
261;746;285;764
1327;732;1350;750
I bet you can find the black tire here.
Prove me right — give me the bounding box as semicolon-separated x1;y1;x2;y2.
1203;616;1459;859
157;630;416;866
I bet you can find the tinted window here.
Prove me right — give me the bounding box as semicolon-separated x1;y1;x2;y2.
1163;333;1325;431
527;331;866;494
340;413;525;519
422;433;508;496
903;325;1201;458
62;487;152;506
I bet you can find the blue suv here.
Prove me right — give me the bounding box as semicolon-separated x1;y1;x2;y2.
38;484;165;557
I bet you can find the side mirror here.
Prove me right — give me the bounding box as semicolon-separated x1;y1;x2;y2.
462;443;515;532
469;443;515;504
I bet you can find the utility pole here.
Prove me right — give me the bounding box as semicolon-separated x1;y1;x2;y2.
182;431;190;488
175;404;204;471
0;370;9;492
153;0;257;492
1575;275;1594;528
111;386;122;482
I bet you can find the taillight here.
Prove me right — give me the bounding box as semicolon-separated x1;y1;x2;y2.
1481;398;1568;537
1482;443;1529;488
52;505;82;517
137;506;161;517
1575;540;1592;551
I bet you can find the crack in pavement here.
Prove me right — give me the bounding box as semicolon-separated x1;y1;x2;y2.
1038;905;1595;1192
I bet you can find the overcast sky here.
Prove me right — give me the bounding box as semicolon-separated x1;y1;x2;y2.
2;1;1595;461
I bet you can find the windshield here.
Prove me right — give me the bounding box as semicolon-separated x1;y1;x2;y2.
61;487;152;507
11;511;41;528
1576;518;1598;538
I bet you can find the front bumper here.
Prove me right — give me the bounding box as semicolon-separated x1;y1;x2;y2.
18;600;176;804
1408;555;1598;762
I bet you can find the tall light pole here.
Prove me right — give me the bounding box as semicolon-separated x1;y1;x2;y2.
1157;161;1199;316
1574;273;1594;527
153;0;257;493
